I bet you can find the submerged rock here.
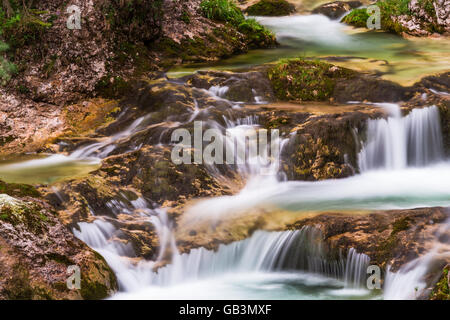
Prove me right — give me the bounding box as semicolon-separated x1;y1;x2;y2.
312;1;362;19
0;182;117;300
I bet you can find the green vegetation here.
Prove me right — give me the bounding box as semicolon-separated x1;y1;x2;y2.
430;266;449;300
0;195;51;234
200;0;244;25
245;0;295;16
341;8;369;28
237;18;276;48
200;0;275;46
0;179;40;198
342;0;409;33
391;216;411;234
267;58;355;101
0;1;52;83
343;0;443;34
0;5;52;49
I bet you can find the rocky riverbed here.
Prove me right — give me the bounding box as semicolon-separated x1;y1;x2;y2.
0;0;449;300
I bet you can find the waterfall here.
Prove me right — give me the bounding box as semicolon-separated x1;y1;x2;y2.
358;104;444;171
384;218;450;300
74;219;371;293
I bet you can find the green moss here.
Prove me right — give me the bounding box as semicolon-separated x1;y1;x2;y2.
46;253;75;266
245;0;295;16
16;84;30;94
0;180;41;198
238;18;276;49
80;279;109;300
200;0;245;25
0;135;15;146
342;1;409;34
3;264;35;300
391;217;411;234
180;10;190;24
95;74;131;99
267;58;355;101
341;8;370;28
0;12;52;49
430;266;449;300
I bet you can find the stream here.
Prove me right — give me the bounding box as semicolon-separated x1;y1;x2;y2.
1;12;449;300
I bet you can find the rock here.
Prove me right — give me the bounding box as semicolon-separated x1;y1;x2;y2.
287;207;449;271
312;1;362;19
266;58;420;103
268;58;357;102
0;184;117;300
183;69;275;103
245;0;296;16
429;264;450;300
333;76;413;103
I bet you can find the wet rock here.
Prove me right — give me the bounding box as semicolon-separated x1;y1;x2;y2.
0;183;117;300
287;207;449;271
333;76;413;103
281;109;382;180
183;70;275;103
268;58;357;102
429;264;449;300
267;58;415;103
312;1;362;19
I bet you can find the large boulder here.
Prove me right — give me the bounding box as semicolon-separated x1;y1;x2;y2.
0;182;117;300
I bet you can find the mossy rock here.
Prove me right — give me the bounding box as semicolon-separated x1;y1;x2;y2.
341;8;369;28
245;0;296;16
0;194;51;234
430;265;449;300
0;180;40;198
267;58;355;101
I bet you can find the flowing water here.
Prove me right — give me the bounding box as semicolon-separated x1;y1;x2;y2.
68;101;449;300
1;9;449;300
169;15;450;86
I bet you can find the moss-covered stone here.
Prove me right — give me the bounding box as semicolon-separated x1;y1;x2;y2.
0;194;51;234
430;265;449;300
245;0;296;16
0;180;40;198
80;279;109;300
267;58;355;102
341;8;369;28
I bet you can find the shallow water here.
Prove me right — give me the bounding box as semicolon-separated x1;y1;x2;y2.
168;15;450;86
0;154;100;185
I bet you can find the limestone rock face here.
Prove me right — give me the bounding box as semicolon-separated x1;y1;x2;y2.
395;0;450;36
0;188;117;300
